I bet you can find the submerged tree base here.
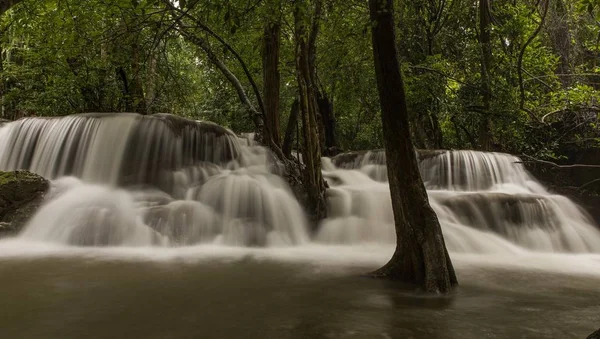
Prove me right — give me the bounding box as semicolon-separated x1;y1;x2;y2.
369;247;457;294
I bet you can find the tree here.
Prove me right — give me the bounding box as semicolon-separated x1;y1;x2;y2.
368;0;457;293
294;0;327;223
478;0;493;150
262;0;282;146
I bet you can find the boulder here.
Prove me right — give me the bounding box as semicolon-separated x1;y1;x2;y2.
588;329;600;339
524;161;600;226
0;171;49;236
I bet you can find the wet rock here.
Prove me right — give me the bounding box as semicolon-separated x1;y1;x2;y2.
143;201;220;245
0;171;49;236
524;160;600;226
588;328;600;339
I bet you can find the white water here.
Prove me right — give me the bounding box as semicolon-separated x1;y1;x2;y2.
322;150;600;253
0;114;308;247
0;114;599;259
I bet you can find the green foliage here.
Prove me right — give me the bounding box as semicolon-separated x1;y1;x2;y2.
0;0;598;159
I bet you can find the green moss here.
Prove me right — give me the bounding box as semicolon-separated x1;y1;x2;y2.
0;171;45;185
0;171;17;185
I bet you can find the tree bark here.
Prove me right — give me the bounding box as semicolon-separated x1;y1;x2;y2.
130;41;146;114
117;67;132;112
478;0;493;150
306;0;338;155
262;0;282;146
283;99;299;157
368;0;457;293
295;0;327;224
317;92;338;154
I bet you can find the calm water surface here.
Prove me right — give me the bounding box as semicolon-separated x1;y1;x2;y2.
0;243;598;339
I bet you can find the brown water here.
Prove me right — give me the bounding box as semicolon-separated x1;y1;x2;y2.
0;243;598;339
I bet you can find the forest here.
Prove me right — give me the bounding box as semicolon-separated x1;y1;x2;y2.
0;0;598;159
0;0;600;336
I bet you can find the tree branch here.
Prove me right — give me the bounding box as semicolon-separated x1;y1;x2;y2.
162;0;266;117
517;154;600;169
517;0;549;123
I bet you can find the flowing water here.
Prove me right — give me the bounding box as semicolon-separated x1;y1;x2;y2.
0;114;599;338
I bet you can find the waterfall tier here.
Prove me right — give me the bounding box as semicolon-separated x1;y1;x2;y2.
0;114;308;247
323;150;600;253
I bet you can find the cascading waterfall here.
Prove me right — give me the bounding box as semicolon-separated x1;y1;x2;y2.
0;113;308;247
323;150;600;253
1;113;599;254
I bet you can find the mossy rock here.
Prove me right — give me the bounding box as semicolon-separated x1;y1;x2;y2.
0;171;49;236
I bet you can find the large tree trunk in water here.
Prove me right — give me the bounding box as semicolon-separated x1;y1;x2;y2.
478;0;493;150
368;0;457;293
295;0;327;224
262;3;282;146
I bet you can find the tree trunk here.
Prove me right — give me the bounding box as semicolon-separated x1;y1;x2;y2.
145;51;158;114
262;1;282;146
368;0;457;294
130;41;146;114
283;99;299;157
295;0;327;224
478;0;493;150
518;0;549;122
117;67;132;112
317;92;338;155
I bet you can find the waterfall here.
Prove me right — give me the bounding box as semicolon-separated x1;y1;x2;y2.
322;150;600;253
1;114;598;254
0;114;308;247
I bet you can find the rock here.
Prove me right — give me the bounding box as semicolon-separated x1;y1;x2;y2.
524;160;600;226
0;171;49;236
588;329;600;339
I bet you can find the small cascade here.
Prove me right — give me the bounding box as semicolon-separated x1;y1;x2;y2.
331;149;388;182
0;114;308;247
322;150;600;253
0;113;240;187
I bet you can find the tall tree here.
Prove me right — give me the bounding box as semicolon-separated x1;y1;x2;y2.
294;0;327;223
262;0;282;146
368;0;457;293
478;0;493;150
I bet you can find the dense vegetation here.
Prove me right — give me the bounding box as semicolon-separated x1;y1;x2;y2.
0;0;598;157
